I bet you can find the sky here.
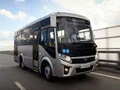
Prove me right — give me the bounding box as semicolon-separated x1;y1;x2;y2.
0;0;120;51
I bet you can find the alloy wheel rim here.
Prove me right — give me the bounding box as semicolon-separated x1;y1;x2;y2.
45;66;50;79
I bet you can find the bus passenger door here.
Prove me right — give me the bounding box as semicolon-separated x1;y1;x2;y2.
40;28;56;58
33;31;39;69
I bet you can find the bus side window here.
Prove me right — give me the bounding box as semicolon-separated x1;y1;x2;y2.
40;28;56;58
48;29;55;47
40;30;47;46
22;30;33;45
40;28;55;47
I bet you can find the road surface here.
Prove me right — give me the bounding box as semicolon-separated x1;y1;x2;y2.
0;54;120;90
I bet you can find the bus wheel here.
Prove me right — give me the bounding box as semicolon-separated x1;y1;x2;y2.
44;64;52;81
19;56;25;69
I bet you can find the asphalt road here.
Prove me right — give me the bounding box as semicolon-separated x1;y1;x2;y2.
0;54;120;90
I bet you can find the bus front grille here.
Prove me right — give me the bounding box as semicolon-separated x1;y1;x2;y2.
76;65;93;73
72;57;95;64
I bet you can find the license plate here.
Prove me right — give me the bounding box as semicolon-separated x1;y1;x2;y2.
81;64;90;69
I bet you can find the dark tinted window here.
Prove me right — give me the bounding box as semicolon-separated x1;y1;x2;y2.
57;17;92;44
40;28;55;47
40;28;56;58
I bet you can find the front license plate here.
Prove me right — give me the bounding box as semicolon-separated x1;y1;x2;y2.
81;64;90;69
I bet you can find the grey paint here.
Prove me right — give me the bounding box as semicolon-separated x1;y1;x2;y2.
14;12;96;77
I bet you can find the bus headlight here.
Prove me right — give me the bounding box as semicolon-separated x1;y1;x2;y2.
59;54;71;62
65;56;71;62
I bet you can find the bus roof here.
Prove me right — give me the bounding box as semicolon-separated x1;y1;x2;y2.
15;12;89;34
29;12;89;27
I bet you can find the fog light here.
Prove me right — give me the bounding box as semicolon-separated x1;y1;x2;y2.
65;68;69;72
64;66;70;74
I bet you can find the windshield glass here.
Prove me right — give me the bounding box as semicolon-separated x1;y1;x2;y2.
57;17;92;44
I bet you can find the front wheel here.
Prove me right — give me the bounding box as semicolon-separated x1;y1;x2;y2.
44;65;53;81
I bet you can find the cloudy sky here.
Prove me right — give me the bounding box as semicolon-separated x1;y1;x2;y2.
0;0;120;51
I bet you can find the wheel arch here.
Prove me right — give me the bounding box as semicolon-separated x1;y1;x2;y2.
39;57;54;75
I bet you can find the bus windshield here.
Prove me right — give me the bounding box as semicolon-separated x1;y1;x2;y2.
57;17;92;44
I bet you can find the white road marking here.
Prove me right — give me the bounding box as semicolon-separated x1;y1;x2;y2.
91;72;120;80
14;81;26;90
0;65;11;67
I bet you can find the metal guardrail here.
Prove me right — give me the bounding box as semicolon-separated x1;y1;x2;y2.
97;50;120;68
93;25;120;69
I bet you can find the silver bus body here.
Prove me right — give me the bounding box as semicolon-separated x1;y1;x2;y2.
14;12;97;78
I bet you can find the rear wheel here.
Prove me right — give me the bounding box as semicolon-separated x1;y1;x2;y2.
19;56;25;69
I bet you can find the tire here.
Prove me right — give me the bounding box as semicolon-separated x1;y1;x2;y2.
43;64;53;81
19;56;25;69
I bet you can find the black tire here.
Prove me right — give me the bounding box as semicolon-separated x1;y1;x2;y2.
43;64;53;81
19;56;25;69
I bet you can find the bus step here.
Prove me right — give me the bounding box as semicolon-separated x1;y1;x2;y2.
33;67;39;72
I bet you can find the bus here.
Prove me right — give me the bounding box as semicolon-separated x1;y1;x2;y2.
14;12;97;80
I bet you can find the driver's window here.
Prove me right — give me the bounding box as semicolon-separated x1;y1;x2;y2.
40;28;55;47
48;29;55;47
40;28;56;58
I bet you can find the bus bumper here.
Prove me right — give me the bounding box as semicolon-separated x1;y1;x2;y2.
57;60;97;77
